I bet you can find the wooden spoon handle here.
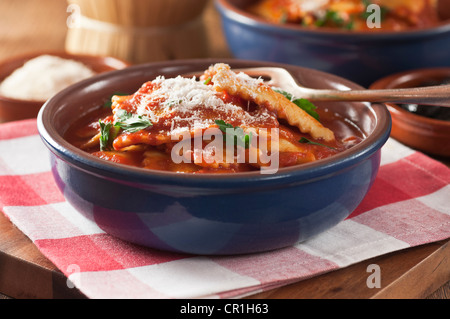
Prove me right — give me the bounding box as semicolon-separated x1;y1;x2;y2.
299;85;450;107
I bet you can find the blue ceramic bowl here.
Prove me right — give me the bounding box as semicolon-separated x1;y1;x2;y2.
37;59;391;255
215;0;450;87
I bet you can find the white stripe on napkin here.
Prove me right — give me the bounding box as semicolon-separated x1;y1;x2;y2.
0;135;50;175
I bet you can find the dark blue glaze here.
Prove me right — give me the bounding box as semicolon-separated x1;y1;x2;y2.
37;59;391;255
215;0;450;87
42;135;385;255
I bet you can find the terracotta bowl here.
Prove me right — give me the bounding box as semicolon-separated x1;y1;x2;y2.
0;51;130;123
370;68;450;157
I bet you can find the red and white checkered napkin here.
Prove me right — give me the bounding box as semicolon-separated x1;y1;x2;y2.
1;119;449;299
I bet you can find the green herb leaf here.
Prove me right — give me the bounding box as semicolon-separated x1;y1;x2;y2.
274;89;320;121
203;77;212;85
279;10;288;24
166;99;183;108
215;119;252;149
299;137;336;150
345;20;355;30
99;120;120;151
215;119;234;132
99;120;111;151
234;127;253;149
315;10;344;27
314;9;357;30
295;99;320;121
114;109;153;133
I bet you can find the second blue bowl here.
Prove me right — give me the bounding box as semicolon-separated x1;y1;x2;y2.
216;0;450;87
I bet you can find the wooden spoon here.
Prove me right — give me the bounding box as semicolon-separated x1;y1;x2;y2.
237;67;450;107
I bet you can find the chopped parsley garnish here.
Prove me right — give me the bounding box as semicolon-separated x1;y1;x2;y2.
299;137;336;150
166;99;183;108
203;77;212;85
315;10;343;27
314;9;354;30
274;89;320;121
114;109;153;133
279;10;288;24
99;120;120;151
98;110;153;151
344;20;355;30
215;119;234;131
215;119;253;149
294;99;320;121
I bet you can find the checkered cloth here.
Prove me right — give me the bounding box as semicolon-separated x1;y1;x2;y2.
1;119;449;299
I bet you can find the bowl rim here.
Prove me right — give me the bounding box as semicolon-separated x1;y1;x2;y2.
37;58;391;187
215;0;450;38
370;67;450;128
0;50;131;104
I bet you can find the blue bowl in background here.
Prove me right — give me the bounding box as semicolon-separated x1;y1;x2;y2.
215;0;450;87
37;59;391;255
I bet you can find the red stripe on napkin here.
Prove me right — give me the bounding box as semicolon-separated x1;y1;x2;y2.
0;118;38;140
0;172;64;209
214;246;338;284
353;199;450;246
349;152;449;218
35;234;188;273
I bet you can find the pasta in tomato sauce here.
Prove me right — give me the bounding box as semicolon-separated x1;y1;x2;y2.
247;0;441;31
65;63;364;174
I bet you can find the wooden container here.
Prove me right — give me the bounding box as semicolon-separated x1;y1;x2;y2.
65;0;210;64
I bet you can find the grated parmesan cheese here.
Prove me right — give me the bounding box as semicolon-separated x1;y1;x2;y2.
153;75;226;111
132;75;273;135
290;0;330;13
0;55;96;101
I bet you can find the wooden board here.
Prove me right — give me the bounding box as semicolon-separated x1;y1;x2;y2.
0;211;449;299
0;213;85;299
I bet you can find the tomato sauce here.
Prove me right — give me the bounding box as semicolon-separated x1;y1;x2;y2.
247;0;442;31
65;99;364;173
64;66;366;174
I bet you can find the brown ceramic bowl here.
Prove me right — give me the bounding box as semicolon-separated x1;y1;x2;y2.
0;51;130;123
370;68;450;157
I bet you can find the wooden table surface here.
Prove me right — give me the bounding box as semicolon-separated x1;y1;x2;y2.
0;0;449;300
